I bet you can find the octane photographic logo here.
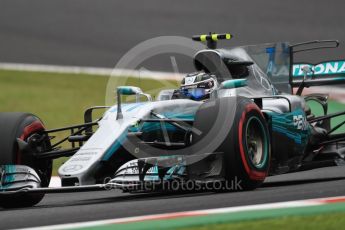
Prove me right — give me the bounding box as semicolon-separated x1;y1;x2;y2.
105;36;237;167
104;176;243;192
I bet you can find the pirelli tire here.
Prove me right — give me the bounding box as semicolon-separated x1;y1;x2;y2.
0;113;52;208
192;96;271;191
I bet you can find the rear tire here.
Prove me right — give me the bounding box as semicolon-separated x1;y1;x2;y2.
193;97;270;190
0;113;52;208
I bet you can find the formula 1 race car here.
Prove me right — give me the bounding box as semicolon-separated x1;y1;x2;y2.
1;33;345;208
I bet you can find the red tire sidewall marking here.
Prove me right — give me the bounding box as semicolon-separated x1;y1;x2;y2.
16;120;45;164
238;103;268;181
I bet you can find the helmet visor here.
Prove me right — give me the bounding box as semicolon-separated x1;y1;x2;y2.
181;88;206;100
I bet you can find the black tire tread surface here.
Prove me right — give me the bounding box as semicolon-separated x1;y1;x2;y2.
0;112;51;208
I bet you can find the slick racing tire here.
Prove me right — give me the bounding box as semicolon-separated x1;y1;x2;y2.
193;97;270;191
0;113;52;208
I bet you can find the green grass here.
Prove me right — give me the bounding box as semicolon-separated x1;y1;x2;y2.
307;99;345;133
0;70;178;126
75;202;345;230
178;212;345;230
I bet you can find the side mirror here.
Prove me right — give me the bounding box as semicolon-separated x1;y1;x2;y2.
116;86;152;101
115;86;152;120
220;79;247;89
117;86;143;95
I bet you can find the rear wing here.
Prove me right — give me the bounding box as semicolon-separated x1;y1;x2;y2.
291;60;345;87
289;40;345;88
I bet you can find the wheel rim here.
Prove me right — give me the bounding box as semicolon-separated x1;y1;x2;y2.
245;117;267;168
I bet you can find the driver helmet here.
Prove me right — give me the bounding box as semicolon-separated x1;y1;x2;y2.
179;72;218;101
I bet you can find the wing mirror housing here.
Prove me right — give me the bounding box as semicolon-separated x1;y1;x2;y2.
220;79;247;89
115;86;152;120
117;86;152;101
117;86;143;95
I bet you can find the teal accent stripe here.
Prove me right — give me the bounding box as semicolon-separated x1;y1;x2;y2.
271;125;303;144
244;116;269;169
0;165;16;190
102;131;128;161
108;103;144;113
221;79;247;89
126;103;144;112
270;109;310;146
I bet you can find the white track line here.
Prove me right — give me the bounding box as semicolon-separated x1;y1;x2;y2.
20;196;345;230
0;62;184;80
1;62;344;95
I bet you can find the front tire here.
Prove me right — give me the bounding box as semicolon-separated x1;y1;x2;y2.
0;113;52;208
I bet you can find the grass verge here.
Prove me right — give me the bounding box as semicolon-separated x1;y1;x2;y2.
72;202;345;230
178;212;345;230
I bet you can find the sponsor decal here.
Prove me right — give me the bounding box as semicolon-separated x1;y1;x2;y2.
62;164;83;173
70;157;92;162
75;151;98;156
181;85;198;90
184;76;196;85
293;115;308;130
293;61;345;77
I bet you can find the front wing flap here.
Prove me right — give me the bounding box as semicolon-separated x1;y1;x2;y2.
0;165;41;192
0;152;224;195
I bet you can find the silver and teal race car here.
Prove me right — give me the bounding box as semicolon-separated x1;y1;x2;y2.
1;33;345;208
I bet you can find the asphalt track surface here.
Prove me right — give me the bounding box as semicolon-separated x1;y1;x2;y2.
0;167;345;229
1;1;345;229
0;0;345;72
